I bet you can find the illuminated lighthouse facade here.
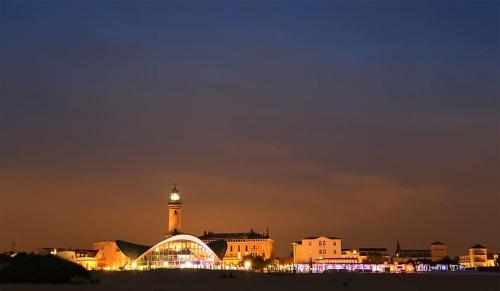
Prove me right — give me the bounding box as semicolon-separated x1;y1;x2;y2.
167;185;182;236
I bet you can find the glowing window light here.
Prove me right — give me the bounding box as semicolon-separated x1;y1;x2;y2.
244;260;252;270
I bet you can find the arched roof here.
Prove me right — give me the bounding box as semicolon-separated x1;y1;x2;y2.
133;234;225;263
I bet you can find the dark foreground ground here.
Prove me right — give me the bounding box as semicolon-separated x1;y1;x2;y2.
1;270;499;291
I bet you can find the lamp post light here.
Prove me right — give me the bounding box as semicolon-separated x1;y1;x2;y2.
244;260;252;271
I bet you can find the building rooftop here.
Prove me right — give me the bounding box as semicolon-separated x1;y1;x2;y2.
398;249;431;253
116;237;228;260
359;248;388;252
116;240;151;260
469;244;486;249
199;229;269;240
430;241;446;246
304;236;340;240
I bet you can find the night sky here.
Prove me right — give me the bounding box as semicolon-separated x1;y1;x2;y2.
1;1;498;257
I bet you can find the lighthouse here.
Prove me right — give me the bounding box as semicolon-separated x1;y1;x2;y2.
166;184;182;236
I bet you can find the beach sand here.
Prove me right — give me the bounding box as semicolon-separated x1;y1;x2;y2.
1;270;499;291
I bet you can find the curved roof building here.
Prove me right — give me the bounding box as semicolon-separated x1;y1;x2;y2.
116;234;227;270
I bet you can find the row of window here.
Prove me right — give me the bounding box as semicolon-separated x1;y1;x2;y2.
229;245;265;252
310;241;337;247
319;249;337;255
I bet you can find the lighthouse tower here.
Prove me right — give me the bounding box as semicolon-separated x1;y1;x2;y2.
166;184;182;236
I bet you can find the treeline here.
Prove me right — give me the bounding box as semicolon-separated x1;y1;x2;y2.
0;253;92;284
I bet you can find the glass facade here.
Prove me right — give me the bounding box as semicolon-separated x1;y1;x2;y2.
131;235;222;270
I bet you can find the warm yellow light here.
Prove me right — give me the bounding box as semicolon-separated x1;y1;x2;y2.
131;261;137;269
171;193;180;201
244;260;251;270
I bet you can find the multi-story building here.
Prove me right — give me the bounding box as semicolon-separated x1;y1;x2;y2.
199;229;274;267
292;236;342;264
459;244;489;268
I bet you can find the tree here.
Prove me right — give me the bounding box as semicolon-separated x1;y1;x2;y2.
436;256;458;265
363;253;384;264
241;255;271;272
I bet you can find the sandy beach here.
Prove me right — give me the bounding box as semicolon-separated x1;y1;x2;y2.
1;270;499;291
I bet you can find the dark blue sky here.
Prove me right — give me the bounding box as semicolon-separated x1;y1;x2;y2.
0;1;498;256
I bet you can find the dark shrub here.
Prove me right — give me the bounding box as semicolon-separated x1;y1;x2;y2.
0;254;90;284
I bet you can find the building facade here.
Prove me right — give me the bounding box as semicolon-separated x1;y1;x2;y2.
93;241;130;270
126;234;225;270
292;236;342;264
429;241;448;262
459;244;490;268
199;229;275;267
